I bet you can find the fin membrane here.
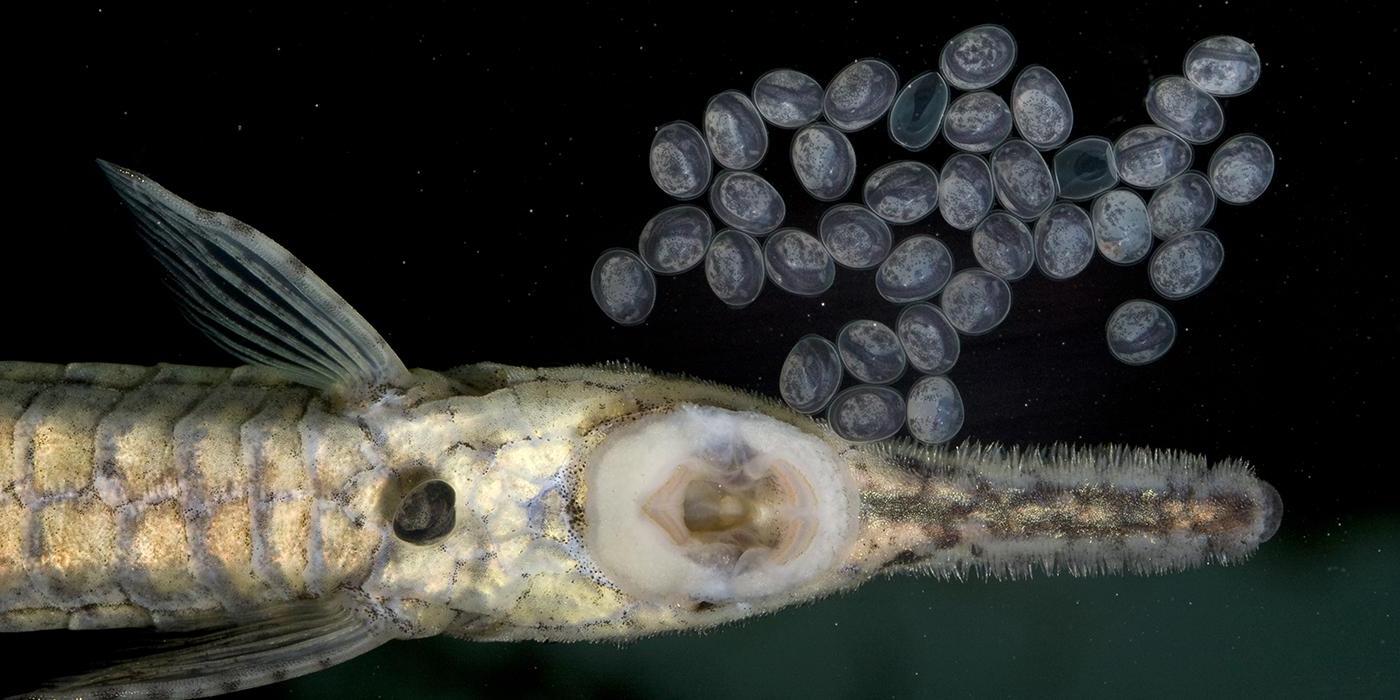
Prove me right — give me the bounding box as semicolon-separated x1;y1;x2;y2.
98;160;412;399
17;602;392;699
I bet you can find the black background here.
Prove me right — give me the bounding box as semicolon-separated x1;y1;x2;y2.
5;3;1396;697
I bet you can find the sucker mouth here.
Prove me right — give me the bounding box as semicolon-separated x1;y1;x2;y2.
642;456;819;572
580;404;862;606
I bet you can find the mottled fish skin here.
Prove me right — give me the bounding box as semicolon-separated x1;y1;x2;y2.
0;361;386;632
3;359;1284;644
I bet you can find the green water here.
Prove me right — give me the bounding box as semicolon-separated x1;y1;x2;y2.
291;520;1398;698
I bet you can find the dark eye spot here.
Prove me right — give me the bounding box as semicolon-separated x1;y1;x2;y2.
393;479;456;545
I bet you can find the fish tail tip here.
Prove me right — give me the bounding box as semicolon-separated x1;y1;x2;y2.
1258;479;1284;543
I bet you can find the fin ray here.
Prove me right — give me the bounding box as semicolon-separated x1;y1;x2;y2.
120;181;376;377
143;229;351;384
98;160;412;399
16;601;392;699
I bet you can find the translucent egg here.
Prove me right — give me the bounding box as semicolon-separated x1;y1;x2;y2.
1105;299;1176;366
972;212;1036;281
638;205;713;274
827;385;905;443
1091;189;1152;265
1184;35;1261;97
649;121;711;200
1113;125;1193;189
1053;136;1119;201
991;139;1056;220
752;68;825;128
1209;134;1275;205
780;334;843;414
1148;229;1226;301
704;90;769;170
1148;229;1224;300
938;153;995;231
819;204;893;270
940;24;1018;90
941;268;1012;335
837;319;907;385
591;248;656;326
943;91;1013;153
888;71;950;151
906;375;965;445
896;303;961;375
1147;171;1215;240
1145;76;1225;145
709;170;785;235
823;59;899;132
705;229;765;307
764;228;836;296
791;123;858;201
1011;65;1073;150
863;161;940;225
1034;203;1095;280
876;235;954;304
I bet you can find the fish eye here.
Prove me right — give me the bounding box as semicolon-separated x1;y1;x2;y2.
393;479;457;545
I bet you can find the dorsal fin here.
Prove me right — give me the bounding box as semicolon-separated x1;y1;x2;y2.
98;160;413;401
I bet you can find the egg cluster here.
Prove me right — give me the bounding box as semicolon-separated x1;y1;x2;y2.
590;26;1273;445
